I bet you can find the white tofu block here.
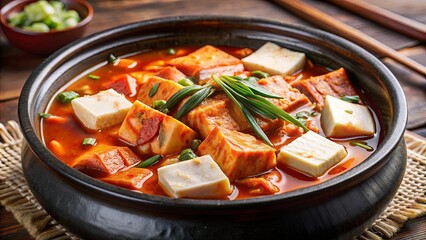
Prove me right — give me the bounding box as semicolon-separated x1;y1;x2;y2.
278;131;347;177
158;155;232;198
71;89;132;130
321;95;375;137
242;42;306;76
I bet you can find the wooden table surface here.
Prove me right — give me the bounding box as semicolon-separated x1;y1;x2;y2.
0;0;425;239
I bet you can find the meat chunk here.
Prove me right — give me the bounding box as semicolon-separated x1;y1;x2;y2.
99;168;152;189
118;100;196;155
183;94;241;138
154;66;187;82
198;127;276;181
291;68;358;110
103;74;138;97
136;76;184;107
167;45;244;83
70;145;141;177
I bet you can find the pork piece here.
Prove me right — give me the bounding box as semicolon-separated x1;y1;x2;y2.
99;168;152;190
70;145;141;178
103;74;138;97
290;68;358;110
167;45;244;83
183;94;241;138
198;127;276;181
136;76;184;107
237;170;280;195
154;66;187;82
118;100;196;155
257;75;311;112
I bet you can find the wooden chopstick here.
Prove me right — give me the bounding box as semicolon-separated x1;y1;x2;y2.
270;0;426;77
328;0;426;41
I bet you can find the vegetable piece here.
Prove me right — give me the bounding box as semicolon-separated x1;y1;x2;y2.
154;66;187;82
44;115;67;124
350;141;374;151
242;42;306;76
88;74;100;80
108;54;117;63
71;89;132;130
152;100;167;110
178;149;197;161
190;139;202;151
166;48;176;55
137;155;161;168
82;137;96;146
99;168;152;189
137;76;184;107
24;0;55;22
49;140;65;156
251;70;269;79
321;95;375;137
291;68;358;110
174;85;214;120
158;155;232;198
159;84;202;113
340;95;360;103
116;59;138;69
198;127;276;181
278;131;347;178
148;82;160;97
57;91;79;103
8;12;26;27
177;78;194;86
23;22;50;32
39;112;52;119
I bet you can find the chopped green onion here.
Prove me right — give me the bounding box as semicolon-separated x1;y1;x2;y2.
88;74;100;80
166;48;176;55
174;85;214;120
152;100;166;110
191;139;202;151
310;111;319;116
251;70;269;79
295;111;310;119
345;110;353;114
137;155;161;168
57;91;79;103
350;141;374;151
148;82;160;97
178;149;197;161
178;78;194;86
160;85;203;112
39;113;52;119
82;138;96;146
108;54;117;63
340;95;359;103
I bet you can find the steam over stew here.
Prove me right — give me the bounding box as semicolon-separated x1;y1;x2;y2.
41;43;380;200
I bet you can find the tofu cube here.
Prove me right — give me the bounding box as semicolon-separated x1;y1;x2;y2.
158;155;232;198
154;66;187;82
71;89;132;130
278;131;347;177
136;76;184;107
118;100;196;155
198;127;276;181
242;42;306;76
321;95;375;137
99;168;152;190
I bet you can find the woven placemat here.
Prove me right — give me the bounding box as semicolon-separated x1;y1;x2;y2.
1;120;425;240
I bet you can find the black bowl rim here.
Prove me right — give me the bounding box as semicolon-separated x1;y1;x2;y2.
0;0;93;35
18;15;407;208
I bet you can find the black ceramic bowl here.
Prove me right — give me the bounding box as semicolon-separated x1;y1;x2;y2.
19;16;407;239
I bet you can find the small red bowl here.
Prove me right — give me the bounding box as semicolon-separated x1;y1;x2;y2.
0;0;93;55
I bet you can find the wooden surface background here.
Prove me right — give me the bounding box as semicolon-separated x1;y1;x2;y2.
0;0;425;239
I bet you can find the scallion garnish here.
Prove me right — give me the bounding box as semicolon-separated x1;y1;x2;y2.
137;155;161;168
152;100;166;110
213;75;309;146
191;139;202;151
345;110;353;114
82;138;97;146
57;91;79;103
159;85;203;113
174;85;214;120
310;111;319;116
178;149;197;161
251;70;269;79
39;113;52;119
88;74;100;80
350;141;374;151
178;78;194;86
166;48;176;55
107;54;117;63
340;95;359;103
148;82;160;97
